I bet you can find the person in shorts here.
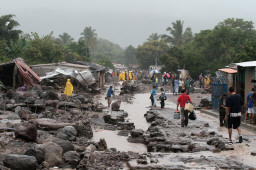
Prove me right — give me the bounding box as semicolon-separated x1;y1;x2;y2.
106;86;115;107
225;87;244;144
247;88;254;124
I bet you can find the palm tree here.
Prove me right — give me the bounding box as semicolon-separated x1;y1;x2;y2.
147;33;161;41
0;14;22;45
80;26;97;50
58;32;74;45
162;20;193;47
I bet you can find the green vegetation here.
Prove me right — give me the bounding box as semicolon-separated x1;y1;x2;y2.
1;14;256;75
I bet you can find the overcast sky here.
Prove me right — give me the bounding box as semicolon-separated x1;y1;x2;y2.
1;0;255;48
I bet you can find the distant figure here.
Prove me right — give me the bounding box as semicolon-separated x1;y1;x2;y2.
155;76;158;88
174;78;179;95
64;79;73;96
176;89;192;127
219;94;227;127
106;86;115;107
185;78;190;95
160;88;167;109
225;87;244;144
199;73;203;88
179;79;184;93
151;85;157;107
247;88;255;124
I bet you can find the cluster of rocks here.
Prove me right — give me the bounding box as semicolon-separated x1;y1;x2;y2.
0;84;115;169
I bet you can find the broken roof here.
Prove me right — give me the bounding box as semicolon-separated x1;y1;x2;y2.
234;61;256;67
75;61;106;71
218;68;237;74
0;58;41;87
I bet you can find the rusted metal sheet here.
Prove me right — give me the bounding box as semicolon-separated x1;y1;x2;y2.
13;58;41;87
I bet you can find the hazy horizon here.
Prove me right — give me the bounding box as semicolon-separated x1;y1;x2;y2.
1;0;256;48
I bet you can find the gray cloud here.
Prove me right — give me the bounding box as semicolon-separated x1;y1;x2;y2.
1;0;255;48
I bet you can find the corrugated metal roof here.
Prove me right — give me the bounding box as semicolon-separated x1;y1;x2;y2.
218;68;237;74
234;61;256;67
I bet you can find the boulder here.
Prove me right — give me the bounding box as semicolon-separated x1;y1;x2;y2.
56;126;77;141
15;122;37;142
7;113;21;120
207;138;219;145
74;120;93;139
25;148;45;164
117;122;135;130
45;90;60;100
35;142;63;167
35;118;75;131
52;138;74;153
111;100;121;111
45;100;59;108
130;129;144;138
3;154;38;170
96;138;107;151
63;151;81;168
85;144;97;153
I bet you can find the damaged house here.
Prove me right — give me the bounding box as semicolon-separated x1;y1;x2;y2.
75;61;106;88
0;58;40;89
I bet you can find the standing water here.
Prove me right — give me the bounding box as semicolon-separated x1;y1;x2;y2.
92;93;151;153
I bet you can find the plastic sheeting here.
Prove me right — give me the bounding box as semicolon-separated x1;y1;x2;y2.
40;68;95;85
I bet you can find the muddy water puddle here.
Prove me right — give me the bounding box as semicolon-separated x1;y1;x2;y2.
92;92;151;153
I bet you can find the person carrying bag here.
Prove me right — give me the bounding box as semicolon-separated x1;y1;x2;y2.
176;89;193;127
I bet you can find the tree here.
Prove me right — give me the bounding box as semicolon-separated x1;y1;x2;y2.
66;40;90;61
58;32;74;45
96;57;114;69
5;37;27;59
80;26;97;53
94;38;125;64
124;45;136;66
24;32;64;64
0;14;22;45
162;20;193;47
147;33;161;41
0;40;9;62
160;47;181;72
234;39;256;62
135;40;168;69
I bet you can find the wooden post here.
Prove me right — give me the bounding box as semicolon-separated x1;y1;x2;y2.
13;65;18;88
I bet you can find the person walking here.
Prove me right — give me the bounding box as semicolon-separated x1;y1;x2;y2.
159;88;167;109
176;89;192;127
199;73;203;88
246;88;254;124
219;94;227;127
151;85;157;107
185;78;190;95
224;87;244;144
106;86;115;107
174;78;179;95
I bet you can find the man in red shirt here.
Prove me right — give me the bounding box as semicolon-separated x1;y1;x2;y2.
176;89;192;127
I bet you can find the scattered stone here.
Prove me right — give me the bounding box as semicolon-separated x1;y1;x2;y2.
3;154;38;170
207;138;219;145
117;130;130;136
35;142;63;167
117;122;135;130
130;129;144;137
213;148;221;153
14;122;37;142
96;138;107;151
25;148;45;164
85;144;97;153
7;113;20;120
63;151;81;168
170;145;183;153
137;159;148;164
42;161;49;169
204;123;209;127
56;126;77;141
111;100;121;111
74;120;93;139
52;139;74;153
251;151;256;156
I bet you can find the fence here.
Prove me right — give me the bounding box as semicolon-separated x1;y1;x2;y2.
211;78;228;109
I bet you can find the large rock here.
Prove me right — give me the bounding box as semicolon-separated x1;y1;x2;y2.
25;148;45;164
63;151;81;168
45;90;60;100
52;138;74;153
3;154;38;170
35;118;75;131
96;138;107;151
74;120;93;139
130;129;144;138
45;100;59;108
35;142;63;167
15;122;37;142
7;113;21;120
117;122;135;130
18;109;32;120
56;126;77;141
111;100;121;111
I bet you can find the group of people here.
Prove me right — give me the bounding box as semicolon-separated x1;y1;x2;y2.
199;73;211;89
173;78;192;95
118;71;136;81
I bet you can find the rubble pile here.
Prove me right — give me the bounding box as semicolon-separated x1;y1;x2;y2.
0;83;128;169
